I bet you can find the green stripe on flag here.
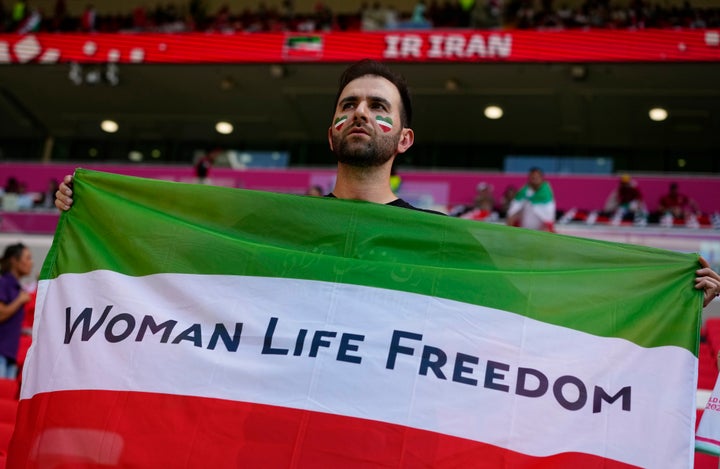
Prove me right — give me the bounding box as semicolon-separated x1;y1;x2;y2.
43;169;701;352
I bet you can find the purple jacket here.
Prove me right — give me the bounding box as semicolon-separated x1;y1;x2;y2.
0;272;25;361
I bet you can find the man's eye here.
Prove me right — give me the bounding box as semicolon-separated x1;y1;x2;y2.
342;103;354;110
371;103;387;111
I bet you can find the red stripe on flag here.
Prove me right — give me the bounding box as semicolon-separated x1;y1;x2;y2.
10;390;639;468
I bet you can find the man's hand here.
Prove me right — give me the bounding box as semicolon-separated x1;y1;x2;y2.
55;174;74;211
696;257;720;307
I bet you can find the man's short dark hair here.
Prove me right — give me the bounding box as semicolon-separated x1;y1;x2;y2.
334;59;413;128
529;167;544;175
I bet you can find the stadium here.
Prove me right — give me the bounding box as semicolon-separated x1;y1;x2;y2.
1;0;720;467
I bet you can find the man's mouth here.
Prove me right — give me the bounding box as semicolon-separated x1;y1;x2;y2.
348;127;369;135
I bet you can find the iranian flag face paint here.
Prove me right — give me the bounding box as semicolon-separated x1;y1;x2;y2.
376;116;393;133
334;115;348;131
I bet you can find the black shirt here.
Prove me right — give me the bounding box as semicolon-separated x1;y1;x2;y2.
325;193;445;216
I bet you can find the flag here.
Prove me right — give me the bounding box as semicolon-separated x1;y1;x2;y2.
283;35;323;59
10;169;701;468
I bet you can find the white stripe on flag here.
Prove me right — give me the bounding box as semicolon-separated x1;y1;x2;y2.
25;271;696;468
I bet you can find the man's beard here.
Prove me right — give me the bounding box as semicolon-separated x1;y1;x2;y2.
332;130;400;168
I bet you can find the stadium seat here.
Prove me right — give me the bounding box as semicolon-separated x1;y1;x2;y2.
0;400;18;424
705;319;720;361
0;381;17;401
16;336;32;367
699;342;719;390
0;422;13;455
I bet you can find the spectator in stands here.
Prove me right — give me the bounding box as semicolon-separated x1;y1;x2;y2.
473;182;495;212
4;177;19;194
194;148;221;184
35;178;59;209
506;167;556;232
603;174;646;224
51;0;67;30
497;184;517;218
410;0;431;27
80;3;95;31
0;243;33;379
305;184;324;196
461;182;498;221
11;0;25;29
0;1;6;32
16;4;40;33
449;181;496;219
389;164;403;193
658;182;699;220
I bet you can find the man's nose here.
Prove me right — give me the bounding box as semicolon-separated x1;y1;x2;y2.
352;101;369;121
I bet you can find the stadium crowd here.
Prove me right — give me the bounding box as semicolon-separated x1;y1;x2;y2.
0;0;718;34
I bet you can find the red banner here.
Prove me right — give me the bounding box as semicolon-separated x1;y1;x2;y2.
0;29;718;64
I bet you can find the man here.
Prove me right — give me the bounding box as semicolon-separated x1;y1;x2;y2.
506;167;556;232
193;148;220;185
54;59;720;304
658;182;700;220
604;173;646;222
325;59;442;214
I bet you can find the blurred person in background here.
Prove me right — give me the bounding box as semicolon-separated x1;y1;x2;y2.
35;178;60;209
194;148;221;184
0;243;33;379
450;181;497;221
604;173;646;223
497;184;518;218
658;182;700;221
305;184;324;196
506;167;556;232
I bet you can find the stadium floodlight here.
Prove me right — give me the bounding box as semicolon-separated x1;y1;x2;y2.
215;121;234;135
100;120;119;133
649;107;668;122
484;105;503;120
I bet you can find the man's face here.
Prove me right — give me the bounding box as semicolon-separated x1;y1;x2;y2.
328;75;409;168
15;248;33;277
528;170;544;189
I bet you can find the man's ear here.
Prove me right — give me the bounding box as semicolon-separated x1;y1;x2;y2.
327;126;334;152
396;128;414;154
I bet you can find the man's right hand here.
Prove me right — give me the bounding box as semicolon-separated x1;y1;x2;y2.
55;174;74;211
